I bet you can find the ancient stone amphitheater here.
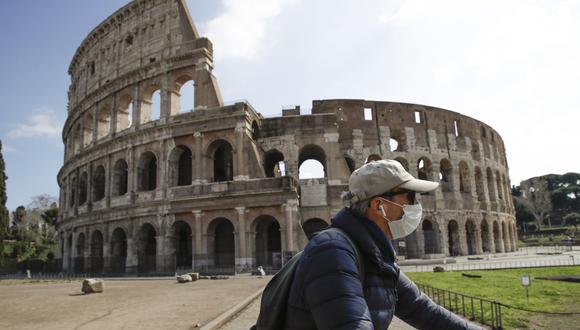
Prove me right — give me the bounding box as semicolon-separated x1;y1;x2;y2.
57;0;517;274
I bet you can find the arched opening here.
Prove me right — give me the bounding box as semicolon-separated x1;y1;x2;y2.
140;84;161;123
209;140;234;182
344;156;356;173
487;168;496;201
252;121;260;140
417;157;432;180
390;130;405;151
179;80;195;113
90;230;104;273
465;220;477;255
79;172;88;205
496;171;503;201
138;152;157;191
394;157;409;171
82;113;94;147
439;159;453;192
171;221;192;270
493;221;501;253
447;220;461;256
112;159;128;196
137;223;157;273
302;218;328;240
422;219;440;254
208;218;235;271
264;149;285;178
254;216;282;268
459;161;470;193
74;233;85;273
110;228;127;273
92;166;106;201
97;104;112;140
475;167;485;202
365;154;381;163
117;94;133;131
471;141;480;161
169;146;192;186
298;145;326;179
481;220;491;253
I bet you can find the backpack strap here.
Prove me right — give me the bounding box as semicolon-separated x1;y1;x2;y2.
324;227;365;285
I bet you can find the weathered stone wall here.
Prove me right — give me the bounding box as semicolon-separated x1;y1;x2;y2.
56;0;516;274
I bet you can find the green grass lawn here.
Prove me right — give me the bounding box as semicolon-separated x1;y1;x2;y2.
406;266;580;329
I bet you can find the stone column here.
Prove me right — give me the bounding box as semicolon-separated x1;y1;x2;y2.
132;84;141;130
324;132;340;181
458;221;469;256
438;219;449;257
102;237;111;273
284;200;299;255
126;238;138;273
487;225;496;253
234;122;248;181
235;207;249;268
192;211;205;267
474;226;484;255
155;235;166;273
158;139;168;199
193;132;205;184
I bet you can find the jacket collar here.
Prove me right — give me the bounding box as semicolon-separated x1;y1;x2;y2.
331;208;398;273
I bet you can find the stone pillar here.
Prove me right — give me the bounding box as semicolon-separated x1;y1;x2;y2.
234;122;248;181
106;154;112;208
159;139;168;199
474;226;484;255
126;238;138;273
487;224;496;253
132;84;141;130
159;74;171;123
192;211;205;267
103;238;111;273
458;221;469;256
155;235;166;273
324;132;340;181
284;200;299;254
415;226;425;258
439;220;449;257
235;207;249;268
193;132;205;184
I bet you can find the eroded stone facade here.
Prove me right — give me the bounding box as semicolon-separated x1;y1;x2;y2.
57;0;517;274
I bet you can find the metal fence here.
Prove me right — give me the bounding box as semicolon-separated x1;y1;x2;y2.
417;283;503;329
404;256;579;272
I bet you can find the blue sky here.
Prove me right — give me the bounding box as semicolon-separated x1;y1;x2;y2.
1;0;579;211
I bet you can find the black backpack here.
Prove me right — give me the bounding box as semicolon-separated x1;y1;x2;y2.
251;227;364;330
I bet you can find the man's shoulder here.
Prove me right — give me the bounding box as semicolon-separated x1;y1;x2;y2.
303;227;356;257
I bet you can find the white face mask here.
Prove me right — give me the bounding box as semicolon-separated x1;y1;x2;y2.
378;199;423;240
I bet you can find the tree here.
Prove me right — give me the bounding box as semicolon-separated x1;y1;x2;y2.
0;140;8;264
564;212;580;231
513;196;536;232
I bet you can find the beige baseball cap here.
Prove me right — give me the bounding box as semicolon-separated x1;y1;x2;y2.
346;159;439;203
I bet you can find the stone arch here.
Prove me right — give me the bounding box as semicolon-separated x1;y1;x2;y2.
117;93;133;131
207;140;234;182
253;215;282;268
79;172;88;205
90;230;104;273
137;223;157;273
110;227;128;273
447;220;461;256
298;144;327;179
417;157;432;180
365;154;381;163
264;149;285;178
93;165;106;201
112;159;129;196
302;218;328;240
137;151;157;191
465;220;477;255
422;219;440;254
493;221;501;253
141;83;162;123
459;161;471;193
486;168;496;201
207;218;235;270
389;130;405;151
97;103;112;139
75;233;86;273
394;157;409;171
172;74;195;115
169;145;192;186
170;221;192;270
439;159;453;192
471;141;480;161
474;167;485;201
481;219;491;253
496;170;503;201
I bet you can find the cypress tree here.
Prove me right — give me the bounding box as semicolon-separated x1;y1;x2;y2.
0;140;8;263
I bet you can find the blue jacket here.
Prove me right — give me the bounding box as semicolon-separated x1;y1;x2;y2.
284;208;478;329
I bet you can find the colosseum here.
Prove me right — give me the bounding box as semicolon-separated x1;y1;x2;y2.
56;0;517;274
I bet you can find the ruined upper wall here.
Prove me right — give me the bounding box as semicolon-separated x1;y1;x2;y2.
66;0;214;112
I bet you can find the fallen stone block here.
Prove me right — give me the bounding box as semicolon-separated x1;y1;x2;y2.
82;278;104;294
177;274;192;283
187;273;200;281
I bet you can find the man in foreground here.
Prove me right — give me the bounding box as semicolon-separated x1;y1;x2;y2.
285;159;480;329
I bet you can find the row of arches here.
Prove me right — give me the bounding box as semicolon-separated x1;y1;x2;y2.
68;77;195;156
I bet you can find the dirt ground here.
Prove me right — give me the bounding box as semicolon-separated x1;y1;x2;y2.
0;276;269;330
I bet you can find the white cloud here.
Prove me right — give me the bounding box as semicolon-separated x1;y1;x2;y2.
202;0;300;60
8;108;62;139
